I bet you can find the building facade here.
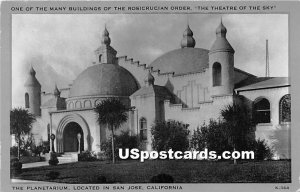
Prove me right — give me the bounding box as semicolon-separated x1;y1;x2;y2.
24;20;290;159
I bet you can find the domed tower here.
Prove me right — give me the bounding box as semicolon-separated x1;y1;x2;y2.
94;25;117;65
68;26;139;109
209;19;235;95
24;66;41;116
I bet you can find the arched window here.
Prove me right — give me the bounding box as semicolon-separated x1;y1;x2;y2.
99;54;102;63
254;98;271;123
25;93;29;108
139;118;147;141
279;94;291;123
213;63;222;86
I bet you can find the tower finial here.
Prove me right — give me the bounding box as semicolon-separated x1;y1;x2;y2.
144;70;155;86
216;17;227;38
101;25;111;46
54;83;60;97
29;65;36;76
187;14;189;27
180;22;196;48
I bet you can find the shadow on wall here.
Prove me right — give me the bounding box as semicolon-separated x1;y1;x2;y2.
269;123;291;159
87;134;94;151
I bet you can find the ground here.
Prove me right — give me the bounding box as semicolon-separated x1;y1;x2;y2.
14;160;291;183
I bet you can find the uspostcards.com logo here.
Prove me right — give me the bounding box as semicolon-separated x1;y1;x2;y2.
119;148;255;162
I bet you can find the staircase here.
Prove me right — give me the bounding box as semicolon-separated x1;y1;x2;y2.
58;152;78;164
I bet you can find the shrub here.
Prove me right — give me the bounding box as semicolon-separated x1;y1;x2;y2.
151;120;190;152
10;146;18;157
10;158;22;176
150;173;174;183
78;151;97;161
101;131;138;160
250;139;273;160
46;171;60;180
191;120;233;155
48;152;59;166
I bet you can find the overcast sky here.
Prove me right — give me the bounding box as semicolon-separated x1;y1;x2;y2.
12;14;288;108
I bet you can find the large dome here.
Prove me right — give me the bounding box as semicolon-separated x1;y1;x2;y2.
149;48;209;75
69;64;139;98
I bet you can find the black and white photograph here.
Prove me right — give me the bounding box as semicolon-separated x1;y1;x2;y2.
1;1;300;192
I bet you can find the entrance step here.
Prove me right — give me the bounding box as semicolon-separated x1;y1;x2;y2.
58;153;78;163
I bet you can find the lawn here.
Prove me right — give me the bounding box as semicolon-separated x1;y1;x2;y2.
11;155;45;164
14;160;291;183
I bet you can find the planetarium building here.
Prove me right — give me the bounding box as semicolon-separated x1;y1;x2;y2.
24;20;290;159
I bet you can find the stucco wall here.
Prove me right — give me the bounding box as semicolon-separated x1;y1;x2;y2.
238;86;290;159
164;94;233;132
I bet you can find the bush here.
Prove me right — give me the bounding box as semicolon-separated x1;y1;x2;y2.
151;120;190;152
150;173;174;183
48;152;59;166
78;151;97;161
10;146;18;157
46;171;60;180
250;139;273;160
191;120;233;155
10;158;22;176
101;131;138;160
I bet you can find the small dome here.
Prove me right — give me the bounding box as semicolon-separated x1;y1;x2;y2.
216;20;227;37
69;64;139;98
181;25;196;48
101;26;111;46
149;48;209;75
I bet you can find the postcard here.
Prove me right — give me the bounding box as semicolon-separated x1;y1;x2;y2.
1;1;300;192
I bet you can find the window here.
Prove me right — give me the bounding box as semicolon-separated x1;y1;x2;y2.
213;63;222;86
254;98;271;123
25;93;29;108
139;118;147;141
279;94;291;123
99;54;102;63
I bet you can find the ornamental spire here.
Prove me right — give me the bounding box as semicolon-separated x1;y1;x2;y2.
216;18;227;38
101;24;111;46
54;83;60;97
29;65;36;76
181;24;196;48
144;70;155;86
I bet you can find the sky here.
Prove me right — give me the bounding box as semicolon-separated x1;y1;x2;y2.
12;14;288;108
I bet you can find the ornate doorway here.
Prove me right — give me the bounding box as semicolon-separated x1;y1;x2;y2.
63;122;84;152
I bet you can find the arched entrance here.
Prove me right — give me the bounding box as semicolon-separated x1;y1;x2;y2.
63;122;84;152
56;113;91;153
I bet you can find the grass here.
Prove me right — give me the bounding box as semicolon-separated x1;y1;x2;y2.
14;160;291;183
11;155;45;164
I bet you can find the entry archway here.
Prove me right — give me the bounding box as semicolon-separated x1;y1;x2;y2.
63;122;84;152
56;113;91;153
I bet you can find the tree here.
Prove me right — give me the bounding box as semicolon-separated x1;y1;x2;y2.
94;98;128;163
151;120;190;152
10;108;36;159
220;103;255;151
